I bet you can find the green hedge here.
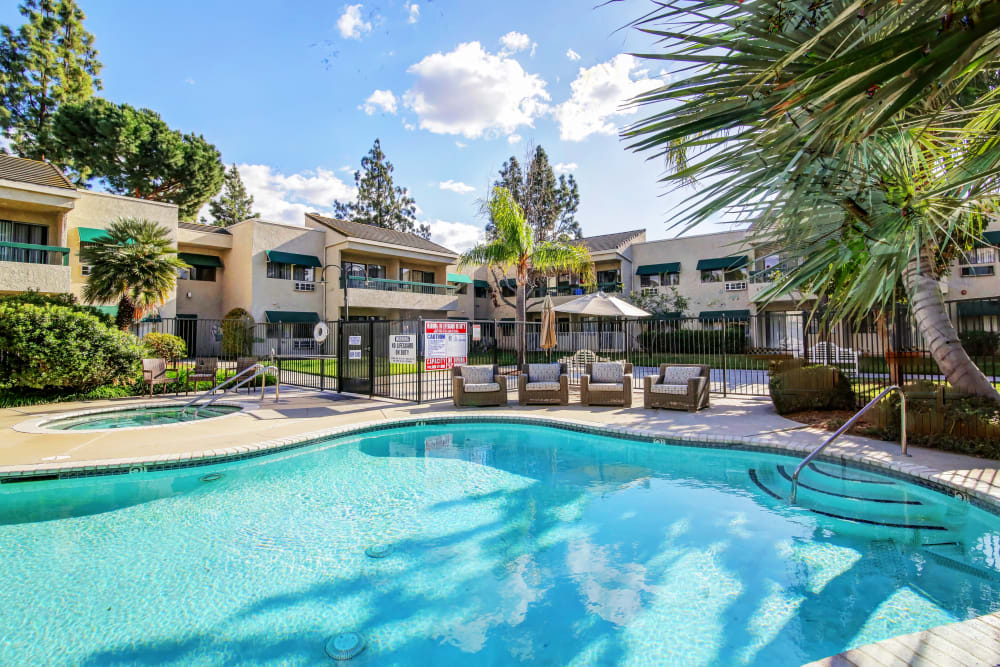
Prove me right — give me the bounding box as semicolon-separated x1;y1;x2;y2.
0;290;114;327
959;330;1000;356
0;303;142;392
142;332;187;360
638;326;747;354
768;361;855;414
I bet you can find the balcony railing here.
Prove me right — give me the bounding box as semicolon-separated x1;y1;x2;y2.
0;241;70;266
528;282;624;298
344;276;457;295
750;260;796;284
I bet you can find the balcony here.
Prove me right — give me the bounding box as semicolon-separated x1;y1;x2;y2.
344;276;458;311
0;242;71;293
528;282;624;298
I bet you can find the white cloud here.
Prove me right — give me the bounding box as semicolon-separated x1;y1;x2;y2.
403;42;549;139
507;134;522;144
439;180;476;194
339;165;353;173
337;4;372;39
184;77;196;85
359;89;398;115
552;54;661;142
455;141;467;149
566;49;580;62
553;162;577;173
406;2;419;23
424;220;484;252
499;31;532;55
238;164;355;225
403;120;416;131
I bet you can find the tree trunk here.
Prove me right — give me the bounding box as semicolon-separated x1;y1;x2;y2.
903;248;1000;401
116;295;136;332
516;282;526;368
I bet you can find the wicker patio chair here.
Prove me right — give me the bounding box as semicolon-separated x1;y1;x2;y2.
580;361;633;407
142;358;176;398
452;364;508;407
187;357;219;393
643;364;710;411
518;362;568;405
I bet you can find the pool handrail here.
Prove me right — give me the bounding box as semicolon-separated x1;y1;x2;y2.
189;365;279;416
181;363;271;416
789;385;907;504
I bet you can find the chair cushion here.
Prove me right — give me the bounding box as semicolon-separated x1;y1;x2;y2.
651;383;688;395
526;382;561;391
464;382;501;393
527;363;560;383
591;362;624;384
460;365;494;384
589;383;624;392
662;366;702;384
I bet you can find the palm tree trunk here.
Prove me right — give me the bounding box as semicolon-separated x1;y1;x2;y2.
903;247;1000;401
115;295;136;332
516;283;526;368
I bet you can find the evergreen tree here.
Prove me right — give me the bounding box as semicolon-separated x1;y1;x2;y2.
0;0;101;159
51;97;224;219
334;138;429;238
208;164;258;226
485;145;582;242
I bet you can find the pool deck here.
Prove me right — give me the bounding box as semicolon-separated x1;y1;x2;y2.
3;388;1000;665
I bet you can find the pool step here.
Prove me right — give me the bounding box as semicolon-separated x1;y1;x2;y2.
807;461;898;485
775;465;920;505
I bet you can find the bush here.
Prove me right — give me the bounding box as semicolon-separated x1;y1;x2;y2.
142;332;187;360
768;363;855;414
221;307;254;357
0;384;143;408
0;290;114;327
638;326;747;354
959;330;1000;356
0;303;143;391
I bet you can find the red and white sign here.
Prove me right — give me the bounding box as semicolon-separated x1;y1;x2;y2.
424;321;468;370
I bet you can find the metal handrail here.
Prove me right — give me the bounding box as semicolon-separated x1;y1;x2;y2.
181;363;265;415
789;385;908;504
191;365;279;416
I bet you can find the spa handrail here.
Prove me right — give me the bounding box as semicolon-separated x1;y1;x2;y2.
182;363;268;415
189;365;279;416
789;386;907;504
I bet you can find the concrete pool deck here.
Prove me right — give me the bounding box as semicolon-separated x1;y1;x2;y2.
3;388;1000;665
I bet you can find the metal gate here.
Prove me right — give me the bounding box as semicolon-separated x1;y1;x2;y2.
341;320;373;395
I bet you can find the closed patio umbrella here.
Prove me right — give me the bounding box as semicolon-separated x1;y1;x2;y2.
540;295;557;354
552;291;651;318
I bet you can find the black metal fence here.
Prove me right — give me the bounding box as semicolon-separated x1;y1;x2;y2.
133;301;1000;408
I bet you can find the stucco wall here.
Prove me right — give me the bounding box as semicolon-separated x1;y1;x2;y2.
175;246;228;320
248;220;325;322
0;261;70;295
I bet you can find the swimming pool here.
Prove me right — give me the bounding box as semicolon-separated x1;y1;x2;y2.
2;420;998;665
42;404;243;430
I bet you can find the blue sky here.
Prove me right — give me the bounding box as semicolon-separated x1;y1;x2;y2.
3;0;732;250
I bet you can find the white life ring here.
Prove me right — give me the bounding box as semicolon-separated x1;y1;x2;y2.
313;322;330;343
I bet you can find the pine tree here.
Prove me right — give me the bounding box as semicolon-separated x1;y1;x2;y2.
0;0;102;159
208;164;258;226
485;145;582;242
334;138;429;239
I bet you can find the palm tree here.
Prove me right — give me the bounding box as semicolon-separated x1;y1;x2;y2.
622;0;1000;401
80;218;188;330
460;187;594;367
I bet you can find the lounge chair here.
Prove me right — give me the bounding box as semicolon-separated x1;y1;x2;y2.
187;357;219;393
644;363;710;411
518;362;569;405
580;361;633;407
453;364;508;407
142;358;176;398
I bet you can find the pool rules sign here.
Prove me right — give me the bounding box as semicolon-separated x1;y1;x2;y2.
423;321;467;371
389;334;416;365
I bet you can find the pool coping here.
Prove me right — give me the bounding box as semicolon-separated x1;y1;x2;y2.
10;400;252;434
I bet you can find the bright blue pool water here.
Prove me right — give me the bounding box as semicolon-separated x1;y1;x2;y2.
2;421;999;665
45;405;242;430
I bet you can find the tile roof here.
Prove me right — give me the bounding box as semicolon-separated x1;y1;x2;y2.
178;221;231;235
306;213;458;255
0;154;74;190
577;229;645;253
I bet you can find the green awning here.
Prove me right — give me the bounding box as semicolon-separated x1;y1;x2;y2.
265;250;322;267
699;309;750;321
447;272;472;284
473;279;490;288
658;311;683;320
636;262;680;275
980;231;1000;247
957;300;1000;317
178;252;223;268
696;255;748;271
500;278;517;288
92;305;118;316
265;311;320;323
77;227;111;243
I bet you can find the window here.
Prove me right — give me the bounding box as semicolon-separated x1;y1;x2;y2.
474;285;489;298
702;267;747;283
453;282;468;295
596;269;621;285
961;247;997;265
701;269;723;283
267;261;291;280
962;265;995;277
367;264;386;280
292;266;314;282
0;220;49;264
178;266;216;281
399;268;434;283
640;272;679;288
81;264;92;276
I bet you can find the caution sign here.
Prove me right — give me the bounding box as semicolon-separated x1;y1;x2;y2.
423;321;467;371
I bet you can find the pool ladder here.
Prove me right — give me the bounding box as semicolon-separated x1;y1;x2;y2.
181;363;280;417
789;386;907;504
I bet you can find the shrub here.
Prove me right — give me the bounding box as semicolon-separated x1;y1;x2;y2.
638;326;747;354
0;290;114;327
221;307;254;357
768;363;855;414
0;303;143;391
959;330;1000;357
142;332;187;360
